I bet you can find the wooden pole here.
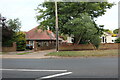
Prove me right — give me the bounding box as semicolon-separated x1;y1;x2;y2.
55;1;59;52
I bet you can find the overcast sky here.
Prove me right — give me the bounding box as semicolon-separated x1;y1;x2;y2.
0;0;119;31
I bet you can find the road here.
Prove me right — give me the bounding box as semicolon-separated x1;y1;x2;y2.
1;57;118;80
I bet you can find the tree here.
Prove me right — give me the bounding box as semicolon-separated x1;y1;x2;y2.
36;2;114;34
2;26;14;46
14;32;26;51
63;13;101;48
2;18;21;46
2;18;26;50
6;18;21;32
104;29;113;34
36;2;114;48
113;29;119;34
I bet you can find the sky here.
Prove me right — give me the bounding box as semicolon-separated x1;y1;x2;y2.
0;0;119;31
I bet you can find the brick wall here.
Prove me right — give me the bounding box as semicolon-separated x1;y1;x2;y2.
99;43;118;50
34;42;55;51
59;43;119;51
2;42;16;52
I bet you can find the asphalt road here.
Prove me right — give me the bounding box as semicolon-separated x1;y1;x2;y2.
1;57;118;79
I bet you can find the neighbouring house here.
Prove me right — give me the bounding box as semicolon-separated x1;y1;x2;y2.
65;32;118;44
66;34;74;44
25;27;62;50
101;32;118;43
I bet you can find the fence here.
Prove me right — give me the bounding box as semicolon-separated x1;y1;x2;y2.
59;43;119;51
2;42;16;52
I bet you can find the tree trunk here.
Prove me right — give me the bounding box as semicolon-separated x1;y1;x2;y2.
77;37;82;45
76;32;84;45
74;34;82;45
88;41;97;50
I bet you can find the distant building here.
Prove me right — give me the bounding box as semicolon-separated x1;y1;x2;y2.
66;35;74;43
101;32;118;43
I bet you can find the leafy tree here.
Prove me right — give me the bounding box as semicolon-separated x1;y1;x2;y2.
2;18;23;47
36;2;114;48
14;32;26;51
6;18;21;32
64;13;95;43
2;18;21;46
36;2;114;34
63;13;101;48
2;18;26;51
2;27;14;46
113;29;119;34
104;29;113;34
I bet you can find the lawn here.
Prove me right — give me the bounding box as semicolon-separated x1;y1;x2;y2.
46;49;118;57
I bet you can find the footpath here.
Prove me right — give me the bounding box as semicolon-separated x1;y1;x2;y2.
0;49;57;59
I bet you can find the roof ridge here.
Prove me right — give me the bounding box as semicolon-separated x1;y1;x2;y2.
27;26;39;33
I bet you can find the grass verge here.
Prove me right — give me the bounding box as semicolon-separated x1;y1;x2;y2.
46;49;118;57
17;52;31;55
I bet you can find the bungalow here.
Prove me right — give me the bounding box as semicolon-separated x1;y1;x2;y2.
26;27;62;50
101;32;118;43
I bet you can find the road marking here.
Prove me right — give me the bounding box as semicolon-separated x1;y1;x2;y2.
40;72;72;79
0;69;67;72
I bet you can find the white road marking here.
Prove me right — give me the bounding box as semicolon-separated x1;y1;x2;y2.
40;72;72;79
0;69;67;72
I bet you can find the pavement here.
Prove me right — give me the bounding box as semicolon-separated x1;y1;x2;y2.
1;58;118;79
1;49;57;59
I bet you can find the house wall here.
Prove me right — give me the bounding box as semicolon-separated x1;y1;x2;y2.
67;37;73;43
111;37;118;43
101;36;118;43
34;40;56;51
106;35;113;43
2;42;16;52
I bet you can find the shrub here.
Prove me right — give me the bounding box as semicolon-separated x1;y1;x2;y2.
15;32;26;51
115;37;120;43
16;40;26;51
90;35;101;49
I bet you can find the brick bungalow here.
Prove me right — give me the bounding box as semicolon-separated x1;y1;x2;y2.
26;27;62;51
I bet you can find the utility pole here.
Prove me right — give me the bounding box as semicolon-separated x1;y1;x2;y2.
0;14;2;27
55;1;59;52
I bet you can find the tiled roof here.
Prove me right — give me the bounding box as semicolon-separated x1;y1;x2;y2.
26;27;56;40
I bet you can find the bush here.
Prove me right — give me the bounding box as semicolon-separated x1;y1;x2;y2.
15;32;26;51
90;35;101;49
115;37;120;43
16;40;26;51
